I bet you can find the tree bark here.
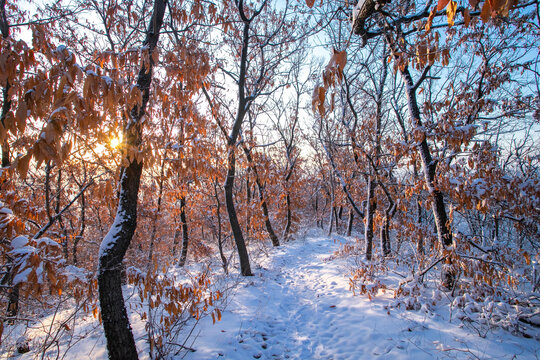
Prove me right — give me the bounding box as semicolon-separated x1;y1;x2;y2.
364;178;376;260
97;1;166;358
347;209;354;236
242;144;279;246
225;149;252;275
400;64;454;288
178;196;189;267
213;180;228;274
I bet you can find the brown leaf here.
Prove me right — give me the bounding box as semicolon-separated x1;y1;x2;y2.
425;7;437;32
437;0;450;11
480;0;492;22
16;153;32;179
464;8;471;26
306;0;315;8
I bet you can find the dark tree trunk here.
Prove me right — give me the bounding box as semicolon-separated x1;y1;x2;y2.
333;206;339;233
380;203;395;257
214;181;228;274
347;209;354;236
0;1;10;168
97;1;166;358
400;64;454;288
416;196;424;255
242;144;279;246
73;187;86;265
178;197;189;267
327;206;335;236
225;149;253;276
283;193;292;240
364;178;376;260
147;157;165;269
98;159;142;360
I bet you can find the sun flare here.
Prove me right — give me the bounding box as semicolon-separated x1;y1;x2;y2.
110;133;123;149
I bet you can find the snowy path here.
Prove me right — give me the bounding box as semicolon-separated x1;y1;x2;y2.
187;230;539;360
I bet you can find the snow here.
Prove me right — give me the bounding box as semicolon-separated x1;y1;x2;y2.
3;229;539;359
11;235;28;249
98;208;127;259
185;230;539;359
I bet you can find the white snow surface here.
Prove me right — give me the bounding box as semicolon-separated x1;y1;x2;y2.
185;230;538;360
3;229;539;359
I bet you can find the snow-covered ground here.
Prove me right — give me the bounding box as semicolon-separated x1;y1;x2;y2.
186;229;539;359
3;229;539;359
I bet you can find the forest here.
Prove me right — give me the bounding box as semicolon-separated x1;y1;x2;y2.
0;0;538;358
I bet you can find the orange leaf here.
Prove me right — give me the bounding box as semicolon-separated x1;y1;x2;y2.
425;7;437;32
480;0;492;22
446;0;457;26
437;0;450;11
16;153;31;179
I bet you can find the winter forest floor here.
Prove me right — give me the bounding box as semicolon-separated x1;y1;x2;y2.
3;228;540;359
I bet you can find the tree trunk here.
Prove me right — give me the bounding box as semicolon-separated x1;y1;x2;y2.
347;209;354;236
400;64;454;287
242;144;279;246
225;149;253;276
214;180;228;274
178;197;189;267
147;157;166;269
416;196;424;255
97;1;166;358
364;178;376;260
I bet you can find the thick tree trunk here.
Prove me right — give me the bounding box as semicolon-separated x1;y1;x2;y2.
97;1;165;358
98;159;142;360
225;149;253;276
178;197;189;267
364;178;376;260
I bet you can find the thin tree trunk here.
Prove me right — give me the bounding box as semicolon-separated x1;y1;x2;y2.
416;196;424;255
178;196;189;267
147;156;166;269
214;180;228;274
283;192;292;240
347;209;354;236
97;1;166;358
364;178;376;260
242;144;279;246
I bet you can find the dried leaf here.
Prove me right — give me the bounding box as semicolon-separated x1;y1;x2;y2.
480;0;492;22
437;0;450;11
16;153;31;179
425;7;437;32
464;8;471;26
447;0;458;26
306;0;315;8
